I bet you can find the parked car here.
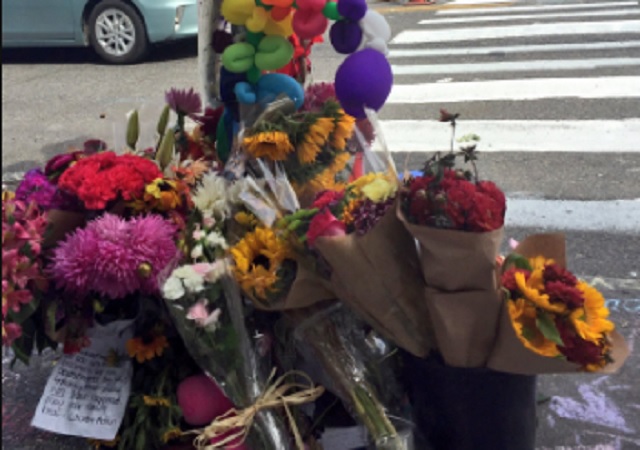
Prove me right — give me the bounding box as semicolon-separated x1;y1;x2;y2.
1;0;198;64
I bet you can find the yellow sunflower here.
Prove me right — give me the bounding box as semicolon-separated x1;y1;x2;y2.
515;269;567;314
297;139;322;164
244;131;294;161
570;281;615;344
341;198;361;226
508;297;562;358
331;111;356;150
126;335;169;363
329;151;351;174
234;211;258;228
231;227;294;302
307;117;335;147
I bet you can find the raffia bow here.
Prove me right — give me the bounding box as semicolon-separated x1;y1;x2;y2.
191;369;325;450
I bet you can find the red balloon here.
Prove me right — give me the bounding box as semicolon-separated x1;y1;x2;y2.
293;9;329;40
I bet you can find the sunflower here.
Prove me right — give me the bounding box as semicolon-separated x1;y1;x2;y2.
244;131;294;161
515;269;567;314
307;117;335;146
143;395;171;407
162;427;183;444
329;151;351;174
234;211;258;228
230;227;295;303
341;198;361;226
331;111;356;150
297;139;322;164
130;178;187;212
570;281;615;343
126;334;169;363
508;297;561;358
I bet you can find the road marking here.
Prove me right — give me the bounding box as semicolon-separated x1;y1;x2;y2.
388;41;640;58
388;76;640;103
436;1;636;15
419;8;639;25
377;119;640;153
391;20;640;44
375;2;512;14
392;57;640;76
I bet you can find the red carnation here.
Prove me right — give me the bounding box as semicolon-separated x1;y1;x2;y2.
545;280;584;309
307;209;346;248
477;180;506;217
543;264;578;286
467;190;504;231
312;190;345;210
443;179;476;229
501;267;530;294
556;319;604;367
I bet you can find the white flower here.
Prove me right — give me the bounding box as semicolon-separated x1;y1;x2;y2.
192;228;205;241
192;172;230;219
191;244;204;260
162;275;185;300
172;265;205;293
205;231;228;250
203;260;229;284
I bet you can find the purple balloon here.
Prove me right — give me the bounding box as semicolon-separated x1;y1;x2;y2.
330;21;362;55
335;49;393;119
337;0;368;21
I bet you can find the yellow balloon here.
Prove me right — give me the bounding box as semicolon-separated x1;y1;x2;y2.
263;12;293;37
246;7;269;33
221;0;255;25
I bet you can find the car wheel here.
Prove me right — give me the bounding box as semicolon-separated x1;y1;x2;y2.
88;0;148;64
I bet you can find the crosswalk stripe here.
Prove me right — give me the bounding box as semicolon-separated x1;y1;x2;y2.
436;1;637;15
392;57;640;75
388;41;640;58
375;119;640;153
391;20;640;44
388;77;640;103
419;8;639;25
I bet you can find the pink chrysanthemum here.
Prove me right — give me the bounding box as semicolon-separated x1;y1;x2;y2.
50;213;179;300
165;87;202;116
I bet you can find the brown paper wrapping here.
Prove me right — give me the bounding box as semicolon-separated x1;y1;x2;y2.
397;204;504;367
487;233;630;375
314;200;435;357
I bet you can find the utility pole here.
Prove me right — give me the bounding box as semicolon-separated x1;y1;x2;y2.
197;0;222;108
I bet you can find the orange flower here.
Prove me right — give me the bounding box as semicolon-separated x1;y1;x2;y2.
126;335;168;363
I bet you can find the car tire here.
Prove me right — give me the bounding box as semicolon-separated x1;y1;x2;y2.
88;0;148;64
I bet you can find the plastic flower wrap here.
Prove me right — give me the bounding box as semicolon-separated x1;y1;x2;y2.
488;234;629;375
397;113;506;368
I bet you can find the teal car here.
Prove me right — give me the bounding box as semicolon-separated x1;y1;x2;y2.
2;0;198;64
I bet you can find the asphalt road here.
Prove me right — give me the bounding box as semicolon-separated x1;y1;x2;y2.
2;0;640;449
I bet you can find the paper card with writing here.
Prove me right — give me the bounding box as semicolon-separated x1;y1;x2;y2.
31;319;135;440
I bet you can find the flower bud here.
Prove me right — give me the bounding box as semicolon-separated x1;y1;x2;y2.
137;262;153;278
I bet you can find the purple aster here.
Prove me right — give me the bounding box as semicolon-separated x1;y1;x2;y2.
50;213;179;300
15;168;59;210
165;87;202;116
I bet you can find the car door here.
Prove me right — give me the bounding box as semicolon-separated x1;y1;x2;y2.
2;0;78;44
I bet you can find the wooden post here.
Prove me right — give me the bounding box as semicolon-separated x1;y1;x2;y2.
197;0;222;108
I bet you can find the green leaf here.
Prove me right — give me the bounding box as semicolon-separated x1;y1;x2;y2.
536;312;563;346
502;253;532;273
126;110;140;150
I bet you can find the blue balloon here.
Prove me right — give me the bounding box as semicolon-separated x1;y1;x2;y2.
256;73;305;109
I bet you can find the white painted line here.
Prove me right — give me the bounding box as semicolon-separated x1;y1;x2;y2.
505;198;640;234
375;119;640;152
420;8;639;25
391;20;640;44
448;0;512;4
388;41;640;58
436;1;636;15
388;76;640;103
392;57;640;75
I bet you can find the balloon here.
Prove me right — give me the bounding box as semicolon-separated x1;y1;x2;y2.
221;0;256;26
246;31;265;47
235;82;258;104
359;9;392;55
271;5;292;21
335;48;393;119
246;6;269;33
330;20;362;54
247;65;262;84
257;73;305;109
177;375;234;426
323;2;342;20
297;0;327;11
293;9;329;40
337;0;367;22
263;13;294;36
222;43;256;73
255;35;294;71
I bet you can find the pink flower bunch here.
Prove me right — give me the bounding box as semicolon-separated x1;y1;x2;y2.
50;213;180;300
2;196;48;347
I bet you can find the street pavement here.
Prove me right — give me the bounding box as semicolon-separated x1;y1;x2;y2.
2;0;640;448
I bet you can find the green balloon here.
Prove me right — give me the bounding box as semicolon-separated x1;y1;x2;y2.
323;2;342;20
255;35;294;71
221;42;256;73
247;66;262;84
246;31;265;48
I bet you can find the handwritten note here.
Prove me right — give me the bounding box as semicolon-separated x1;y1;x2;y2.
31;319;134;440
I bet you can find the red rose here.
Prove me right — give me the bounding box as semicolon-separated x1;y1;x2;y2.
545;280;584;309
307;209;346;247
312;190;345;210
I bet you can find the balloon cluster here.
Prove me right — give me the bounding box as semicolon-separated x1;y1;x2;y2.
218;0;393;119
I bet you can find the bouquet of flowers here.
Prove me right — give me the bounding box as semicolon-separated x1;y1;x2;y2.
488;233;629;374
397;112;505;367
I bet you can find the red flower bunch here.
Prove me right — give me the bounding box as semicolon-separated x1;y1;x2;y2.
58;151;162;210
403;169;505;232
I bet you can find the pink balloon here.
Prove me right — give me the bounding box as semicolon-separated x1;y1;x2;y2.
293;9;329;39
177;374;234;426
296;0;327;11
